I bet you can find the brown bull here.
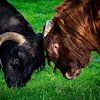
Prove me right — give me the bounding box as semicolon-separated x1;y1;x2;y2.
43;0;100;79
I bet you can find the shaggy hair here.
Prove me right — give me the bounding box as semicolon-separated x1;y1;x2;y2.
44;0;100;79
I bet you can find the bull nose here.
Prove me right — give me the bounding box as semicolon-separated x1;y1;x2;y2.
64;69;81;80
65;72;74;80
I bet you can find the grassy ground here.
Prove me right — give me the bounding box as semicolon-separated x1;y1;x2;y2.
0;0;100;100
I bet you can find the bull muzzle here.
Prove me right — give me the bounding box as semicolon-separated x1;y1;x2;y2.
64;68;81;80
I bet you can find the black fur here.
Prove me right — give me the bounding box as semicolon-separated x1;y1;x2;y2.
0;1;45;87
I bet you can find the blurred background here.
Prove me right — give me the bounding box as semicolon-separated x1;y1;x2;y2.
0;0;100;100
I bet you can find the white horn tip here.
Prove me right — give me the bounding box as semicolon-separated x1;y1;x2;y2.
43;20;54;37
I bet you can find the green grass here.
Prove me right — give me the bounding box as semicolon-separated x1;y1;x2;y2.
0;0;100;100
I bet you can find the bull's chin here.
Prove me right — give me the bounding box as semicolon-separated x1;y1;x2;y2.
64;69;81;80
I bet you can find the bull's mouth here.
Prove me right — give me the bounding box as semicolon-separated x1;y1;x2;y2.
64;68;81;80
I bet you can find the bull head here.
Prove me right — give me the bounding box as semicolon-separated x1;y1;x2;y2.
43;19;91;80
0;32;45;87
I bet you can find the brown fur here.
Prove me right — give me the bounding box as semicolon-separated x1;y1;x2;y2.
44;0;100;79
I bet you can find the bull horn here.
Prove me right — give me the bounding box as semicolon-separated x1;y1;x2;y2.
0;32;26;46
43;20;54;37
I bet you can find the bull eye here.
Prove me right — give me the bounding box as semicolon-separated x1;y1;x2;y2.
28;49;32;53
53;43;59;50
54;45;58;49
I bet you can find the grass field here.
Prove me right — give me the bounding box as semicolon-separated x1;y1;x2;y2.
0;0;100;100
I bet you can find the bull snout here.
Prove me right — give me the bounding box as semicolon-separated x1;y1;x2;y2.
64;68;81;80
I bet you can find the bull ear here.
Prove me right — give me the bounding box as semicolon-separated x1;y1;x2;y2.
58;19;66;33
54;17;66;34
43;20;54;37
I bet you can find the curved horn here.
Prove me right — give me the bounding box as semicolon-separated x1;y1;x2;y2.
43;20;54;37
0;32;26;46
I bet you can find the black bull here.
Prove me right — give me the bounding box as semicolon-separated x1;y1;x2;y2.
0;0;45;87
